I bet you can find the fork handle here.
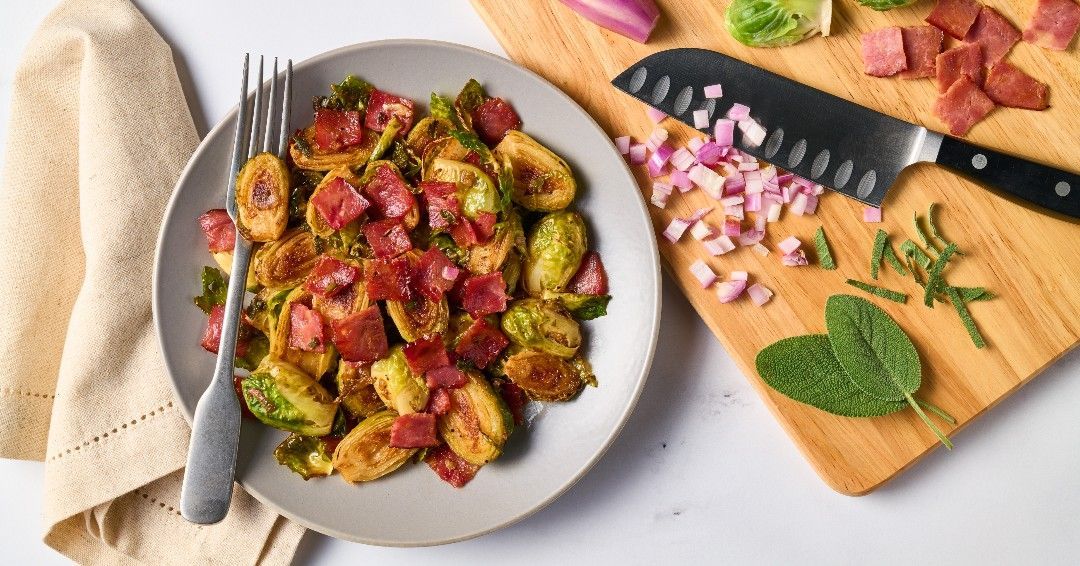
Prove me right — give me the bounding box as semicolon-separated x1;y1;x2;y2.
179;234;252;524
934;134;1079;219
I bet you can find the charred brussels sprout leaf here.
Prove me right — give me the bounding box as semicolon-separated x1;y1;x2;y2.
494;131;577;211
543;291;611;321
725;0;832;47
235;153;290;242
290;126;380;172
503;349;588;401
389;141;420;180
194;266;227;313
241;359;338;436
253;228;320;290
371;346;430;415
406;116;453;161
274;434;333;480
438;371;513;466
245;287;292;335
523;211;588;296
500;299;582;359
430;233;468;266
454;79;488;131
319;74;374;112
368;116;402;163
333;410;416;483
429;93;461;129
235;332;270;371
856;0;914;11
387;294;450;343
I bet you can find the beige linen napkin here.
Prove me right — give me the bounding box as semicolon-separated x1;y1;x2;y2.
0;0;306;563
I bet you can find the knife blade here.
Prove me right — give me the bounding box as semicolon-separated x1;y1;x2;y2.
612;48;1078;218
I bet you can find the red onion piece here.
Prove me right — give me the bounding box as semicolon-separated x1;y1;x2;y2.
778;235;802;255
719;195;744;207
802;192;819;215
690;220;717;241
442;265;461;281
645;125;668;151
747;283;773;306
730;270;748;281
722;217;741;237
704;83;724;98
686;206;714;223
790;193;809;216
713;119;735;148
629;143;647;164
781;250;809;267
723;204;744;221
557;0;661;44
765;200;783;222
646;106;667;124
715;279;747;303
692;109;710;129
688;164;724;199
687;136;707;154
739;119;767;147
670;147;696;171
751;243;769;257
669;170;693;192
662;217;690;242
727;103;751;121
863;206;882;222
615;136;631;155
775;172;794;185
737;228;764;246
745;191;762;212
695;142;724;166
689;259;717;288
703;235;736;256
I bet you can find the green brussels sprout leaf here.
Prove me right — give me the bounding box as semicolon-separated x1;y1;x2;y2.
241;359;338;436
194;266;227;314
454;78;488;131
274;434;333;480
234;332;270;371
324;74;373;112
368;116;402;163
856;0;916;11
429;92;461;130
724;0;833;47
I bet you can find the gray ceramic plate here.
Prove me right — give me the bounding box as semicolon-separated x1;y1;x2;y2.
153;40;660;546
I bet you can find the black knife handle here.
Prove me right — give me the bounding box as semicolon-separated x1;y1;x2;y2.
935;135;1079;219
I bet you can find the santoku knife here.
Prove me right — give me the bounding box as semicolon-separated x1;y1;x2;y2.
612;48;1078;219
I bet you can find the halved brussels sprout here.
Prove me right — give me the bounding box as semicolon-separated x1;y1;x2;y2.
274;434;333;480
500;299;582;359
311;259;369;323
254;228;320;290
438;370;513;466
502;349;588;401
467;212;525;276
445;312;477;349
241;358;338;435
289;126;379;171
332;410;416;483
421;136;470;180
336;361;386;418
306;167;365;238
235;152;290;242
523;211;587;297
501;249;523;295
405;116;452;158
270;288;338;379
245;287;292;336
386;296;449;343
371;345;429;415
494;130;576;211
541;290;612;321
427;158;500;220
211;251;260;291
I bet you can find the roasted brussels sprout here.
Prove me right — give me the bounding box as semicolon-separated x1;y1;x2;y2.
241;358;338;435
245;287;292;336
306;168;365;238
467;212;525;276
274;434;333;479
310;258;369;323
405;116;452;158
386;295;449;343
210;251;259;291
235;153;290;242
438;371;513;466
254;228;320;290
445;312;477;348
494;131;576;211
336;361;386;418
541;290;612;321
289;126;379;171
332;410;416;483
270;288;338;379
523;211;587;297
427;159;501;220
500;299;582;359
421;136;470;179
371;345;429;415
502;349;589;401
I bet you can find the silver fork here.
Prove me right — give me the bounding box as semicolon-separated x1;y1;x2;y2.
180;54;292;524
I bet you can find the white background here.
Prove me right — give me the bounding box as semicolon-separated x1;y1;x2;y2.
2;1;1078;564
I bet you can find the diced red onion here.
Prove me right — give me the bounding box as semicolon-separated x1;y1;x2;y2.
690;220;718;240
670;147;696;171
662;217;690;242
738;228;764;246
688;164;724;199
723;204;744;220
442;265;461;281
792;175;814;189
781;185;793;203
689;259;717;288
790;193;809;216
745;191;762;212
646;157;667;178
704;83;724;98
737;160;760;172
715;279;747;303
765;200;782;222
722;216;741;237
713;119;735;147
775;172;793;185
781;249;809;267
646;105;667;124
778;235;801;255
629;143;647;164
703;234;736;256
751;243;769;257
863;206;882;223
739;119;767;147
650;143;673;167
727;103;751;121
802;192;818;215
754;214;767;233
747;283;773;306
719;195;743;207
811;184;826;196
731;270;748;281
692;109;710;129
687;136;707;154
695;142;723;166
686;206;713;223
669;170;693;192
650;191;670;209
759;165;777;182
743;171;763;194
615;136;632;155
763;179;781;194
645;126;668;151
557;0;661;43
652;181;673;195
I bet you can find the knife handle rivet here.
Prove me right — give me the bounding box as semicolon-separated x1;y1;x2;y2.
1055;181;1071;197
971;154;988;170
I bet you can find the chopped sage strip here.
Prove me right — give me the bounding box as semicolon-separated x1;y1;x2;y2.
906;255;923;285
814;226;836;270
913;213;940;253
883;243;907;276
846;279;908;304
927;203;962;255
946;286;986;348
900;239;932;269
923;243;957;307
870;229;887;280
955;286;993;302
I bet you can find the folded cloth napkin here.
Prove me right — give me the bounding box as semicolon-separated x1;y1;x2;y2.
0;0;306;563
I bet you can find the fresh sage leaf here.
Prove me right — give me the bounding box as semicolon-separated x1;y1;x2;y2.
814;226;836;270
824;294;920;401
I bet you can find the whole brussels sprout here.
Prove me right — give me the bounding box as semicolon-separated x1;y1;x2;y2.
523;211;587;297
332;410;416;483
274;434;333;480
500;299;582;359
494;130;577;211
269;288;338;379
241;358;339;436
253;228;320;290
336;361;386;418
502;350;590;402
371;345;429;415
427;158;501;220
438;371;513;466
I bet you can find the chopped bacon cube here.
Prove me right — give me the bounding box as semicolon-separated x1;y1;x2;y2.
311;177;370;230
448;218;478;248
899;26;944;80
403;336;452;375
454;318;509;369
288;303;327;352
365;89;415;134
447;268;472;309
197;209;236;253
473;97;522;147
416;247;459;302
363;219;412;259
1024;0;1080;50
365;256;414;302
313;108;364;151
463;151;498;181
305;256;360;298
461;273;508;317
860;27;907;77
426;365;468;389
422;181;461;231
935;43;984;93
933;76;996;136
362;163;416;221
926;0;983;39
425;387;451;415
331;306;389;363
201;304;226;353
497;380;527;426
984;62;1049;110
425;444;481;488
389;413;439;448
567;251;609;295
966;7;1022;65
472;212;498;243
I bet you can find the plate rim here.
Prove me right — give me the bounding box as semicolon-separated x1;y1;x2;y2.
151;38;661;546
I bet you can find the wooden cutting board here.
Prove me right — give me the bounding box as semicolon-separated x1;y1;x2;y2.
471;0;1080;494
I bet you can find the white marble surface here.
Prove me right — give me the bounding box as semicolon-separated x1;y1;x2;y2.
2;1;1078;564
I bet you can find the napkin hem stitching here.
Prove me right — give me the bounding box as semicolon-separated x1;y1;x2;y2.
1;387;56;400
47;400;176;462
